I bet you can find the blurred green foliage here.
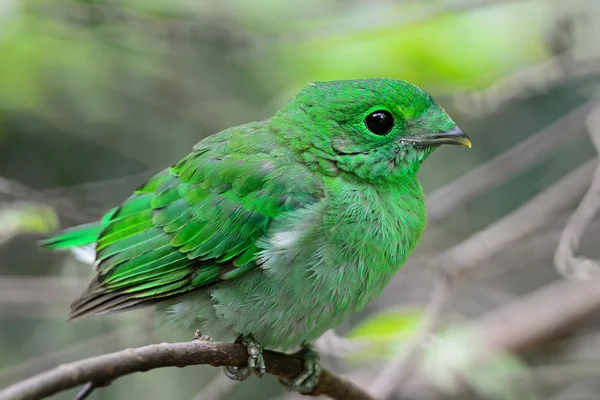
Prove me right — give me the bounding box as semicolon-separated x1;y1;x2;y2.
346;307;424;362
273;1;549;91
0;203;57;244
0;0;550;123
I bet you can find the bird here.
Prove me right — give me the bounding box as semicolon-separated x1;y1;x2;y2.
40;78;471;391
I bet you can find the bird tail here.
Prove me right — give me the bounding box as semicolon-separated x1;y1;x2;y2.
39;221;103;250
39;207;118;250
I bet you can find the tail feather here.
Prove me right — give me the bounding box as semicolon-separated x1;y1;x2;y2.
39;207;118;250
39;222;103;250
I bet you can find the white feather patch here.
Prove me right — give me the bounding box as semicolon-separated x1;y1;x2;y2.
70;245;97;267
270;230;300;248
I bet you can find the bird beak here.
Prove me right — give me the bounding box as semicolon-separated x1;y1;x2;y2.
422;126;471;148
419;126;472;148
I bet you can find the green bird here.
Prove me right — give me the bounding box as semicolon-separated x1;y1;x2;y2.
41;78;470;391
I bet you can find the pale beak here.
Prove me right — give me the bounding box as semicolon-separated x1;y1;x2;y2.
407;126;472;148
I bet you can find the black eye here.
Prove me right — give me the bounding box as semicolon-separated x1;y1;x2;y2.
365;110;394;135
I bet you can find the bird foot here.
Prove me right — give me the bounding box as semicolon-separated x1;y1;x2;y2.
192;329;212;342
223;334;266;381
279;342;321;394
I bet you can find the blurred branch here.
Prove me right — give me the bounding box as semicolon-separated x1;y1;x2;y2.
0;168;159;224
554;104;600;279
427;100;597;224
442;158;597;276
401;275;600;397
0;177;37;202
314;330;370;357
0;277;86;306
290;0;527;41
472;211;600;282
475;276;600;353
530;363;600;392
0;176;98;224
0;340;373;400
454;55;600;116
547;383;596;400
40;169;159;220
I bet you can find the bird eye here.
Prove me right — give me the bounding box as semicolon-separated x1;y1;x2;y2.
364;110;394;136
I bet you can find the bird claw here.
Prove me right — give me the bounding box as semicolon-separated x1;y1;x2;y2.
192;329;212;342
223;365;253;381
245;339;266;376
278;342;321;394
223;335;266;381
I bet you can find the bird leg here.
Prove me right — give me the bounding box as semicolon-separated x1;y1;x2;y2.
223;334;266;381
279;342;321;393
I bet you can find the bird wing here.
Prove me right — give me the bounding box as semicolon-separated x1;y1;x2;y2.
69;134;322;319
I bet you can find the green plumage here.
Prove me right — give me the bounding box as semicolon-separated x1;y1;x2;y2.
42;78;470;349
40;208;117;249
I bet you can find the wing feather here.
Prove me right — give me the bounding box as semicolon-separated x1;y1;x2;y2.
69;131;323;319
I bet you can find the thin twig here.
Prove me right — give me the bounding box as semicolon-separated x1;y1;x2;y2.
73;382;103;400
0;341;373;400
554;104;600;279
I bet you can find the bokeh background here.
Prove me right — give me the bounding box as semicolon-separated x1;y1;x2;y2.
1;0;600;399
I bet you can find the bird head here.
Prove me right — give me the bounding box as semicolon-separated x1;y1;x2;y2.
272;78;471;183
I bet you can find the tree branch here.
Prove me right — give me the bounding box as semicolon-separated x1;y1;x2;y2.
554;104;600;279
0;340;374;400
475;275;600;354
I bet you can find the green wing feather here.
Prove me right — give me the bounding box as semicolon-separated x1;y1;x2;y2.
39;209;117;249
43;128;322;319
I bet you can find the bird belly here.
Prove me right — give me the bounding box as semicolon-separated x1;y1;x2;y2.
160;266;352;350
209;256;359;350
161;184;426;350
